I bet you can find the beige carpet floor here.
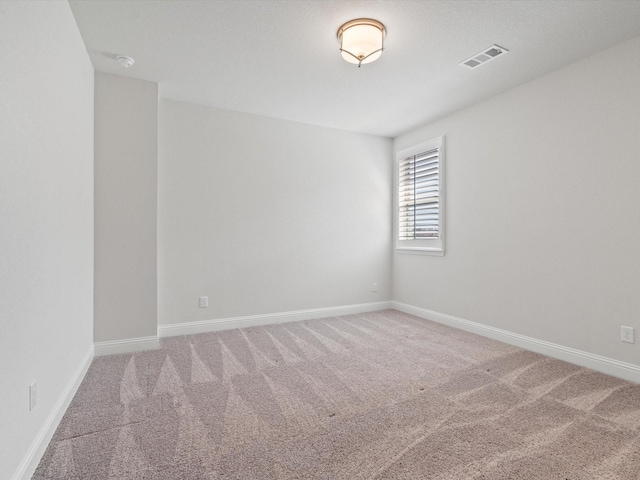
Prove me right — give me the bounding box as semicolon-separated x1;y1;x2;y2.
33;310;640;479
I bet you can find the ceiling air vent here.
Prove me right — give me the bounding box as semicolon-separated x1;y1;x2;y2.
460;44;509;69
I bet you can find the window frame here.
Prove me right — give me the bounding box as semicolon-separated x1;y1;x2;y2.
395;135;445;256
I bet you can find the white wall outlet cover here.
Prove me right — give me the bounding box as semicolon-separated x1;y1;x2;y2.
621;326;634;343
199;296;208;308
372;283;378;292
29;382;37;411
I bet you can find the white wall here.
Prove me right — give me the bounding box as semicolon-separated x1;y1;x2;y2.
159;100;392;325
0;1;94;478
94;72;158;343
393;36;640;366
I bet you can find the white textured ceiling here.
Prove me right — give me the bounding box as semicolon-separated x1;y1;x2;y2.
69;0;640;137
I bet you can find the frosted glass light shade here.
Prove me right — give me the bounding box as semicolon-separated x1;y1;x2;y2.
337;19;385;66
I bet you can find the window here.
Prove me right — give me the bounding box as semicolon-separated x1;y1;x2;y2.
396;136;445;255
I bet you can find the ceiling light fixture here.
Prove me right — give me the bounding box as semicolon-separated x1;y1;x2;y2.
337;18;386;67
116;55;135;68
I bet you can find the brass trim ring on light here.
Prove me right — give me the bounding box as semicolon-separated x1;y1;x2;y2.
336;18;386;41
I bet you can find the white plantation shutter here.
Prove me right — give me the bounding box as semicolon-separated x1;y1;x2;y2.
398;147;440;240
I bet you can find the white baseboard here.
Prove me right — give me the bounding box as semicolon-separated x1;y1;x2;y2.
392;301;640;384
158;301;393;338
13;345;94;480
94;335;160;356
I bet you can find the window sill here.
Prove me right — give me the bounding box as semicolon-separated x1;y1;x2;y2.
395;247;444;256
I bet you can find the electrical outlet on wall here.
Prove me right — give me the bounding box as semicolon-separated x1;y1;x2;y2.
29;382;37;411
372;283;378;292
621;326;634;343
199;296;208;308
